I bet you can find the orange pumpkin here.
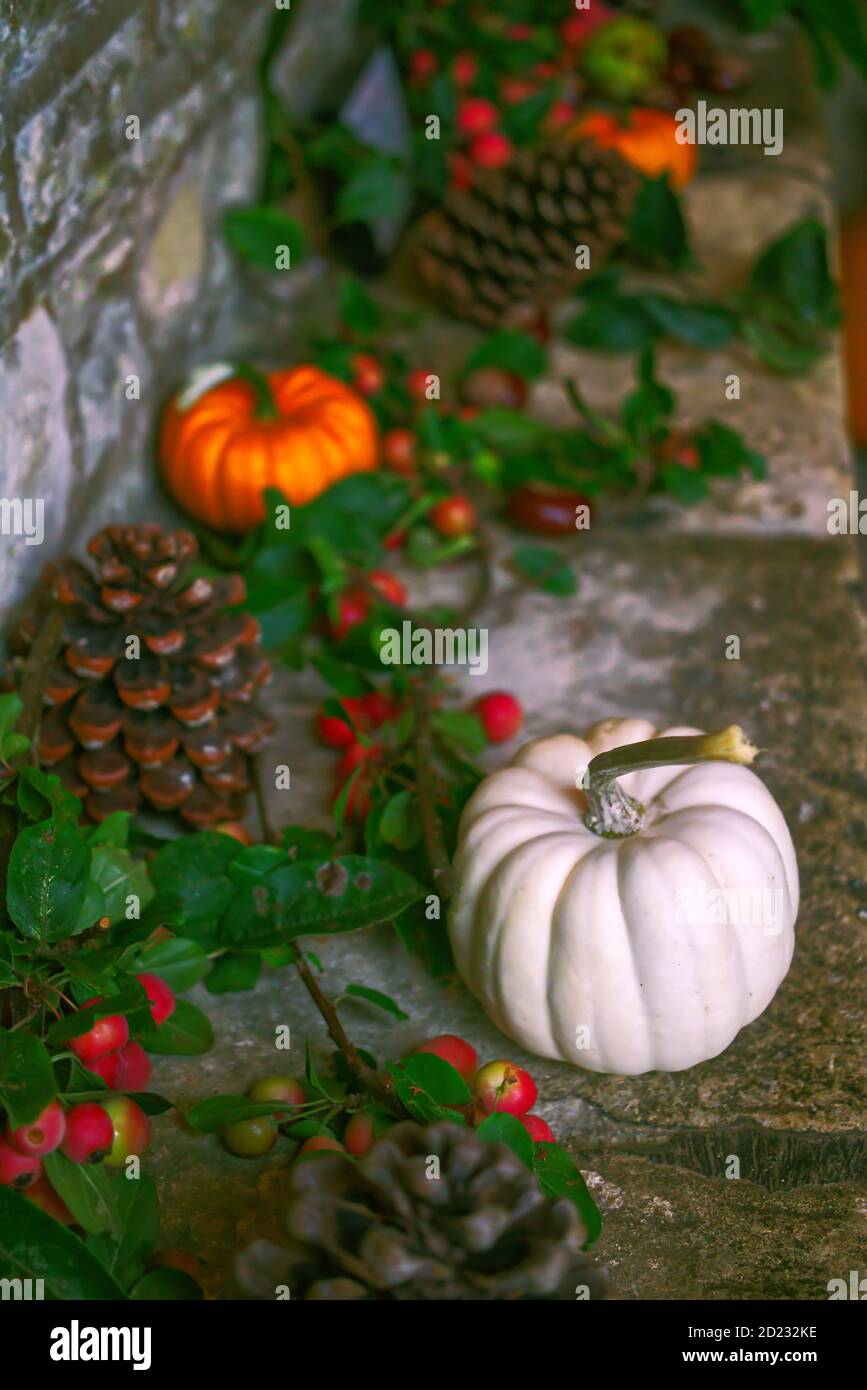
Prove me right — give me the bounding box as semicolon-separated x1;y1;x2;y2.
568;108;697;190
841;205;867;447
159;365;379;533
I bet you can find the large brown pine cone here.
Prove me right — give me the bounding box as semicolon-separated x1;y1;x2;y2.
6;524;273;826
414;139;639;328
236;1121;618;1301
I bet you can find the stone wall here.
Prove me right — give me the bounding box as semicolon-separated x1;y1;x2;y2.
0;0;272;617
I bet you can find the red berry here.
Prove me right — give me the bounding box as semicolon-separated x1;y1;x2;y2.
382;428;416;475
6;1101;66;1158
25;1174;75;1224
299;1135;345;1157
456;97;499;137
335;741;381;781
329;589;371;640
474;1060;537;1116
468;131;513;170
102;1097;150;1168
0;1138;42;1189
518;1113;556;1143
429;494;477;538
61;1103;115;1164
500;76;536;106
247;1075;305;1123
351;354;385;397
343;1111;376;1157
383;529;407;550
475;690;523;743
414;1034;479;1084
448;152;474;192
315;700;360;750
69;1002;129;1063
407;368;436;403
214;821;252;845
85;1051;126;1088
408;48;437;81
136;973;176;1027
119;1041;151;1091
452;51;477;87
659;431;701;470
507;22;533;40
533;61;559;79
359;690;398;727
368;569;407;607
561;7;612;48
545;99;576;134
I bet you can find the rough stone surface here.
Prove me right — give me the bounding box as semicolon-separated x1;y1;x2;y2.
148;533;867;1299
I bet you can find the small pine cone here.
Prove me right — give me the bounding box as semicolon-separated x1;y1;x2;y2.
6;524;273;827
236;1121;618;1301
415;139;640;328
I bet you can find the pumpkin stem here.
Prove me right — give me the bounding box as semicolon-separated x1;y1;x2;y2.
584;725;758;838
234;364;280;420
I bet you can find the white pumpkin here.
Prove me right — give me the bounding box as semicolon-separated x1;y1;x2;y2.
449;718;798;1075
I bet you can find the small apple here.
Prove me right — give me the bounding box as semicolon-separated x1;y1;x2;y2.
6;1100;66;1158
298;1135;345;1158
0;1137;42;1189
473;1060;538;1116
101;1097;150;1168
136;972;176;1026
413;1034;479;1085
518;1113;555;1143
222;1115;278;1157
343;1111;377;1157
246;1075;305;1124
69;1001;129;1063
61;1103;115;1164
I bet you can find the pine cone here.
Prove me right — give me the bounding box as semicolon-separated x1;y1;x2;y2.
414;139;639;328
6;524;273;827
236;1121;617;1301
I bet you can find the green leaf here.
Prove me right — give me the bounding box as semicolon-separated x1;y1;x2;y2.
223;205;307;270
339;276;382;335
130;1267;202;1300
378;791;422;852
627;174;690;268
533;1143;602;1247
0;692;23;743
0;1029;56;1126
86;811;131;847
86;1174;160;1280
141;999;214;1056
280;825;337;862
16;766;80;822
206;950;262;994
185;1094;304;1134
88;845;155;926
335;158;411;229
639;295;737;349
226;845;288;889
386;1057;468;1125
312;652;374;698
476;1111;535;1169
661;464;708;503
305;1040;345;1104
432;710;487;756
150;832;239;934
343;983;409;1021
565;296;657;353
131;936;210;993
463;330;547;381
221;856;426;948
42;1152;117;1235
0;1186;126;1299
749;218;838;327
392;1054;471;1105
7;818;91;942
512;545;577;597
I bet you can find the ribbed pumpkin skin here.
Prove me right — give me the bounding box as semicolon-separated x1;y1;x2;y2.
160;366;379;533
450;719;798;1075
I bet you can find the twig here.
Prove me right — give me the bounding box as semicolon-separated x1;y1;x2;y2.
252;759;407;1118
409;668;456;901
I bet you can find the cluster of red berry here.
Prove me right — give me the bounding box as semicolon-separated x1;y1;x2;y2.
221;1033;553;1164
0;973;175;1218
315;687;523;822
406;8;607;189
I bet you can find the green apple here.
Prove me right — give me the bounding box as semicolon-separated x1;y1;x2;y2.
580;17;667;101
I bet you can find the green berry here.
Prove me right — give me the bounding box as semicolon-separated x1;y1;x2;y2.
222;1116;278;1157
